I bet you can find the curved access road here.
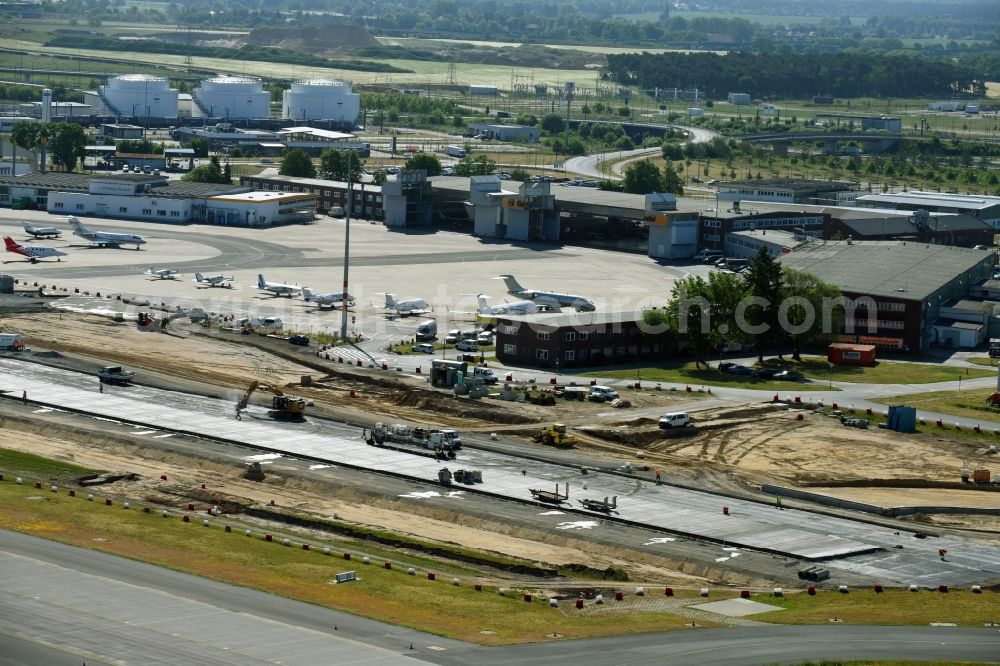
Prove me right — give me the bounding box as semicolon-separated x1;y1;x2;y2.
3;530;999;666
564;125;718;180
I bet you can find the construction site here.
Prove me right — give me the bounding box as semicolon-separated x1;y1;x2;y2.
0;209;999;662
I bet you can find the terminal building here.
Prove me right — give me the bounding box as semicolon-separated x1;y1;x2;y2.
0;172;316;227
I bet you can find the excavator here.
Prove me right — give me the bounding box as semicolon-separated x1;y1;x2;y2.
237;380;307;418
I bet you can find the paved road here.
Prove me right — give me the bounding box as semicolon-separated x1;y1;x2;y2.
564;126;718;180
3;531;1000;666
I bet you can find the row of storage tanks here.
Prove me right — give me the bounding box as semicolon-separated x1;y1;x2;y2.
96;74;360;122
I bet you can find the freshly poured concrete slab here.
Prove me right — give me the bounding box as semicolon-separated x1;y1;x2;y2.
4;358;1000;585
690;598;784;617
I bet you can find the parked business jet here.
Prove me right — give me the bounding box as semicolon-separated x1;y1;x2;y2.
69;217;146;249
302;287;355;308
23;222;62;239
145;266;179;280
476;294;538;316
498;274;596;312
4;236;66;263
194;272;234;288
257;274;304;297
383;293;430;316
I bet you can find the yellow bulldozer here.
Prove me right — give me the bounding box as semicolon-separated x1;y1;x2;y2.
531;423;578;448
238;380;306;418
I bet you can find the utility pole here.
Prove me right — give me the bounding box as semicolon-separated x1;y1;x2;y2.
340;150;353;342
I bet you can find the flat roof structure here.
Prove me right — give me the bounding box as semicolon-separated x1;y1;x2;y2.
857;191;1000;212
277;126;354;140
499;309;645;328
719;178;857;194
245;172;382;193
0;173;160;189
779;240;992;301
208;191;315;203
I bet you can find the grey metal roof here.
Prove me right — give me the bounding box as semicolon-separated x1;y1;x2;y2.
243;173;382;192
154;181;249;198
779;240;994;301
0;172;159;189
857;191;1000;212
838;217;917;236
944;299;997;314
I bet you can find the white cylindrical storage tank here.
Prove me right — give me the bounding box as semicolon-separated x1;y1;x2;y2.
193;76;270;119
41;88;52;123
281;79;359;124
100;74;178;118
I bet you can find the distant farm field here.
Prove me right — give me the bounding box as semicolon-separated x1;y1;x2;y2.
1;38;596;87
380;36;717;55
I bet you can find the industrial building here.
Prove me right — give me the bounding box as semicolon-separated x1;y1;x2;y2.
85;74;179;119
494;310;673;369
824;210;994;248
727;92;751;105
778;240;996;351
814;113;902;133
646;195;699;259
281;79;359;125
466;122;540;142
854;191;1000;229
171;125;279;153
192;76;270;120
715;179;859;205
275;127;368;156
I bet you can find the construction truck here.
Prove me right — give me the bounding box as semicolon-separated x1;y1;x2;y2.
364;422;460;458
530;483;569;504
531;423;578;448
238;380;306;418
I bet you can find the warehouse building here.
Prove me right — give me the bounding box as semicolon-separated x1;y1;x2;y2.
779;240;996;351
699;205;827;253
725;229;806;258
854;191;1000;229
824;210;993;248
494;310;672;370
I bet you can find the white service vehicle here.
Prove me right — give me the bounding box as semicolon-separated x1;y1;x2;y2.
659;412;691;429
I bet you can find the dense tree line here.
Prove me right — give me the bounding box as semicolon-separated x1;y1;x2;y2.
606;51;981;99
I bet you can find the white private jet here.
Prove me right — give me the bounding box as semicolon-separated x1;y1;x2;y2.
475;294;539;316
257;273;304;298
194;272;234;288
4;236;66;263
302;287;355;308
498;274;596;312
23;222;62;239
70;217;146;249
383;293;430;316
145;266;179;280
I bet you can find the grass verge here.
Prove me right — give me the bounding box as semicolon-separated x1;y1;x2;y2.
578;361;838;392
874;388;1000;427
0;473;706;644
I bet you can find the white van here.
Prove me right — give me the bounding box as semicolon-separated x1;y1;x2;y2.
589;385;619;400
659;412;691;429
456;339;478;352
472;366;498;384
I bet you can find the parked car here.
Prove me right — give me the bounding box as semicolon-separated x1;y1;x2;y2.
726;365;755;376
445;329;460;344
260;158;274;164
412;343;435;353
288;335;310;346
456;339;478;352
691;176;704;183
707;179;719;185
773;370;803;381
718;362;735;372
753;368;779;379
659;412;691;429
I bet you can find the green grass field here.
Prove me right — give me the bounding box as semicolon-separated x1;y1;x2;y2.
583;361;838;392
876;387;1000;425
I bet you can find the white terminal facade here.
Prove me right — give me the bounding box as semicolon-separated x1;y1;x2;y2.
281;79;360;123
192;76;271;120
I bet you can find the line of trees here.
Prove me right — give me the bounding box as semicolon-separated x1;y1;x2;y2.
644;248;842;366
606;51;983;98
10;120;87;172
